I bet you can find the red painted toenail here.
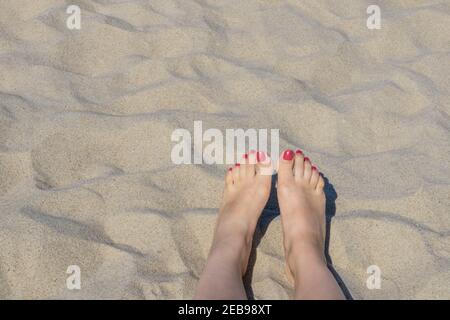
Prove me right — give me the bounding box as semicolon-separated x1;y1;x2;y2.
244;153;248;159
235;163;240;167
304;157;310;162
283;149;294;160
229;167;233;171
295;149;303;155
312;166;317;171
256;151;266;162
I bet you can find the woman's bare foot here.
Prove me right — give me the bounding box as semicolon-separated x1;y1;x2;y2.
277;149;345;300
212;151;272;274
195;151;272;299
277;149;326;276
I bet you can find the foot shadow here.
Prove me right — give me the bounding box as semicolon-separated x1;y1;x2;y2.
243;174;352;300
322;176;353;300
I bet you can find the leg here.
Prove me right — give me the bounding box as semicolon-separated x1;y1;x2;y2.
277;149;345;300
195;152;272;299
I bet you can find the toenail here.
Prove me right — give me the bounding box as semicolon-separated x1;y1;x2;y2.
256;151;266;162
235;163;240;167
283;149;294;160
229;167;233;171
312;166;317;171
304;157;310;162
244;153;248;159
295;149;303;155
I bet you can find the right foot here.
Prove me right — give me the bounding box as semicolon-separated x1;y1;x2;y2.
276;149;327;280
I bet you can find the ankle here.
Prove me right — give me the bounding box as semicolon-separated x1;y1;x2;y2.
208;234;251;275
214;216;257;246
211;232;248;252
287;242;327;278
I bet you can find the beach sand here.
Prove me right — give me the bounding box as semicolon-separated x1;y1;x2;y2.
0;0;449;299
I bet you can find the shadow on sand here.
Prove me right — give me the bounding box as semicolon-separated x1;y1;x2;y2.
243;174;353;300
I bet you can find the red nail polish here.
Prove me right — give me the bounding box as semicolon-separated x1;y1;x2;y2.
235;163;240;167
312;166;317;171
304;157;310;162
229;167;233;171
283;149;294;160
295;149;303;155
257;151;266;162
244;154;248;159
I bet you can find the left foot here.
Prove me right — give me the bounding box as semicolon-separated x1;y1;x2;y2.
209;151;272;275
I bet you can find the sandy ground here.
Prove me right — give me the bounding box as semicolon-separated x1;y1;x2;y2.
0;0;449;299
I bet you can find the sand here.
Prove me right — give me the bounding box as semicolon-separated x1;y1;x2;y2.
0;0;449;299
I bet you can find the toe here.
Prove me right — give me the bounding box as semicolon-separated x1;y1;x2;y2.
293;149;305;181
248;150;257;164
278;149;295;185
256;152;272;197
244;152;256;177
239;153;249;177
232;163;240;182
310;165;320;187
256;151;273;177
226;167;234;185
303;157;312;181
316;175;325;192
256;151;266;164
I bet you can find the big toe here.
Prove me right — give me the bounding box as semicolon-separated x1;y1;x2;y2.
256;152;273;185
278;149;295;185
